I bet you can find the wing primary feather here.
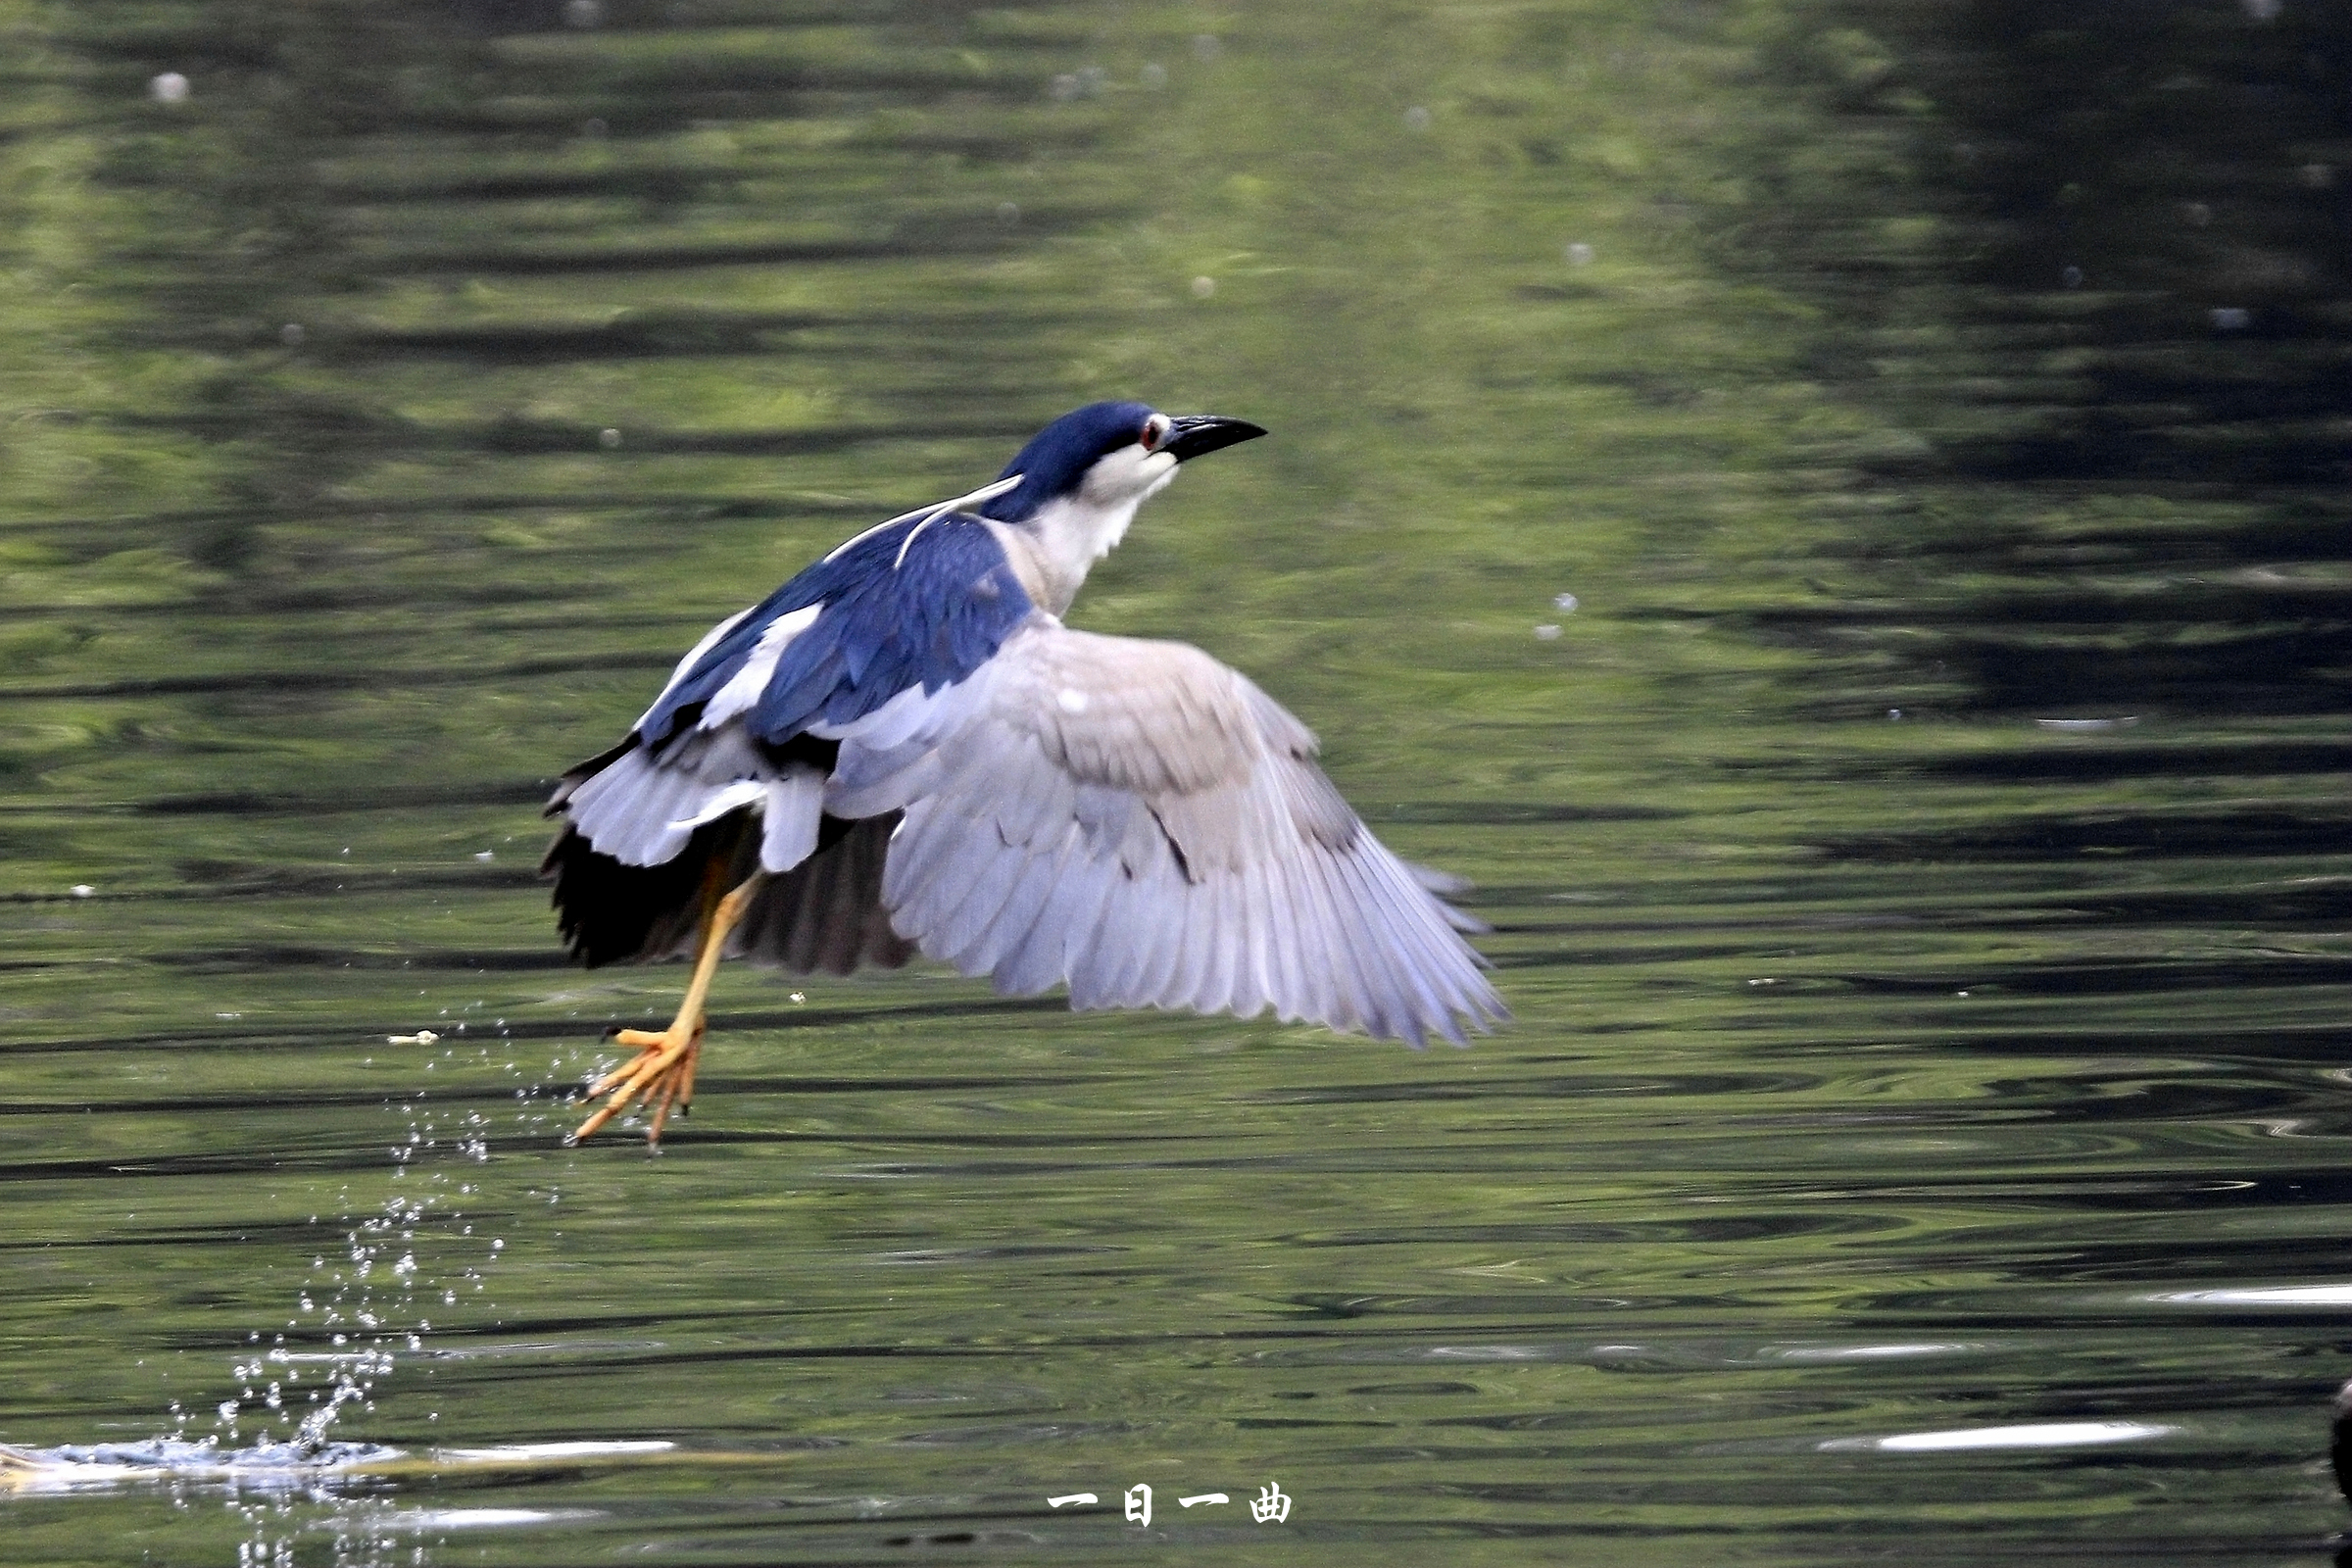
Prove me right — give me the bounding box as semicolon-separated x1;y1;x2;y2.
1101;864;1171;1009
1351;843;1464;1011
1270;832;1326;1029
1167;880;1215;1014
922;833;1013;967
897;808;1004;959
947;838;1042;975
1139;864;1202;1012
975;825;1081;991
1276;810;1329;1025
877;799;960;918
1349;836;1478;1038
1235;855;1278;1021
1215;866;1260;1020
1209;864;1250;1018
1095;871;1156;1008
1338;850;1433;1045
987;824;1082;978
1055;853;1125;1008
1173;839;1228;1010
1366;847;1488;1043
995;824;1085;996
1307;845;1386;1038
1357;852;1470;1043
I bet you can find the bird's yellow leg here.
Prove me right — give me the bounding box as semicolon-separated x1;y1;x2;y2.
569;870;767;1147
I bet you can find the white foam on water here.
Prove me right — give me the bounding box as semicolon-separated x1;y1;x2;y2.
2152;1283;2352;1306
1768;1342;1979;1362
440;1440;674;1462
384;1507;598;1530
1822;1421;2175;1453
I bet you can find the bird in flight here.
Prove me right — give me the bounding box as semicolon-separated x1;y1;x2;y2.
545;401;1504;1144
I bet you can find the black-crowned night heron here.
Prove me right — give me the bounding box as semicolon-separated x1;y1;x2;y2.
545;401;1504;1144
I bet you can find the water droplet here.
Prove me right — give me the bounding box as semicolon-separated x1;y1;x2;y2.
148;73;190;105
1564;242;1594;267
598;427;622;449
1403;105;1432;131
1140;63;1167;90
1534;624;1563;641
1552;592;1579;612
1191;275;1216;299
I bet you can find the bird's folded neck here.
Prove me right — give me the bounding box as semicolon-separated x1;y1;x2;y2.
991;491;1150;614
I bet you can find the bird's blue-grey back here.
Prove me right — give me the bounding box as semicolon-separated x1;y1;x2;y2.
636;514;1035;751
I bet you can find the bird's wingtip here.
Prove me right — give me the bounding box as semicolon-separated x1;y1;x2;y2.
1404;858;1472;897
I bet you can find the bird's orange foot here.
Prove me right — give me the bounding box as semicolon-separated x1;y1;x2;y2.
568;1019;704;1147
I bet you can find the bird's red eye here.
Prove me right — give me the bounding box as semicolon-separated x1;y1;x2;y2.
1142;416;1170;450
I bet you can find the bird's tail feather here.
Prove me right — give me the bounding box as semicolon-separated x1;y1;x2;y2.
543;808;914;975
543;815;760;967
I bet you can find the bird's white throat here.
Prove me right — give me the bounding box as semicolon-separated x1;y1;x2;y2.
1000;445;1178;612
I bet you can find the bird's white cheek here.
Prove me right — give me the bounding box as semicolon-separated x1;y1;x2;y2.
1081;446;1178;506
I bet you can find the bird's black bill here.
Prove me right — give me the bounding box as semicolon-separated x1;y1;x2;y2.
1161;414;1268;462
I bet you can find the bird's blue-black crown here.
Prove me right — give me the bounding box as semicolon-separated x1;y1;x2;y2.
978;400;1157;523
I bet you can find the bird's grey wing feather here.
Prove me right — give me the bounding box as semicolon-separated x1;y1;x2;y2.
832;621;1504;1045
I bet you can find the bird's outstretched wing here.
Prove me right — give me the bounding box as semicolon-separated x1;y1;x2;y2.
827;621;1505;1045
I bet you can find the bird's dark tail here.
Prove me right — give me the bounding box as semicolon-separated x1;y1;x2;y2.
543;740;915;973
543;814;760;967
